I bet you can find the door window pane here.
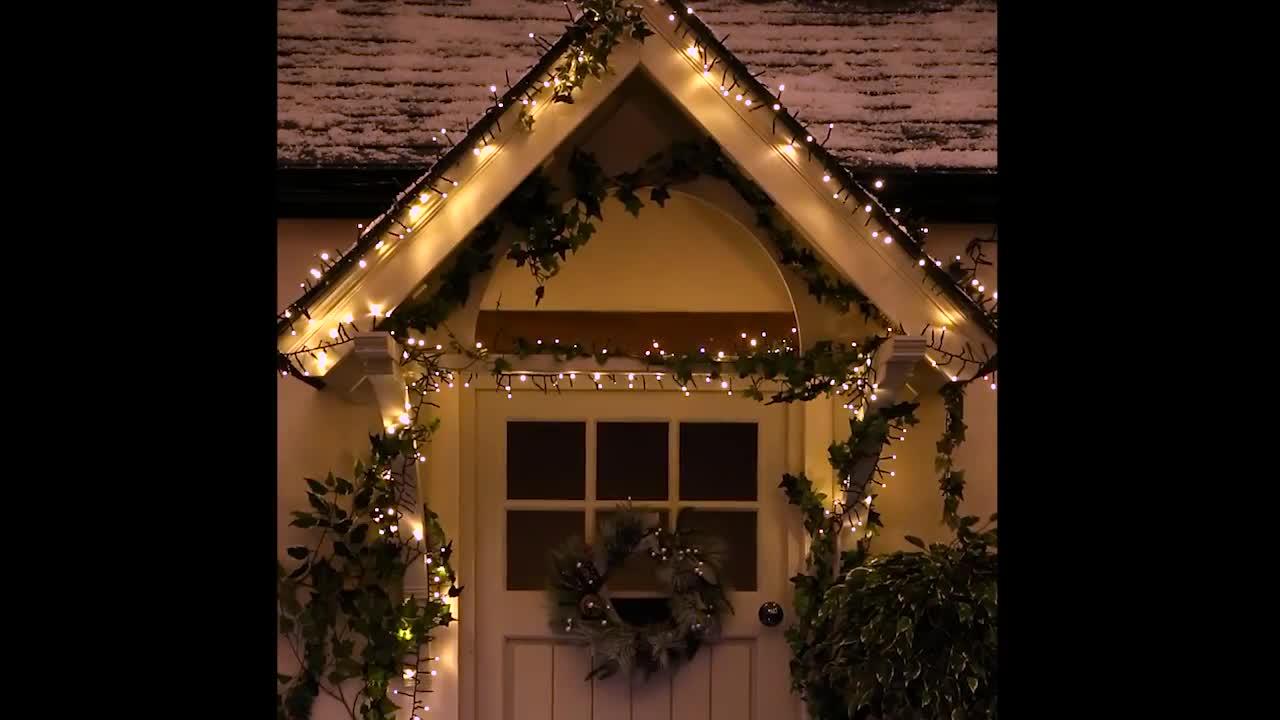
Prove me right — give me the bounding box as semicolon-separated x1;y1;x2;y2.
507;510;585;590
676;509;757;591
507;421;586;500
679;422;757;500
597;422;668;500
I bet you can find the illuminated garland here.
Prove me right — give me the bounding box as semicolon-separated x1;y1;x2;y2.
398;332;887;413
518;0;654;132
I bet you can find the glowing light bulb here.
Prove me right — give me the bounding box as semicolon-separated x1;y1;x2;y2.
822;174;830;182
686;45;698;57
359;259;367;268
489;84;497;92
874;179;884;189
310;268;322;278
884;236;892;244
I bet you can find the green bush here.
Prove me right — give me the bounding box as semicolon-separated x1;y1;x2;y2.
789;518;997;720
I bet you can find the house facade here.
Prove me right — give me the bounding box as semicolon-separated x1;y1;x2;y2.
278;2;996;719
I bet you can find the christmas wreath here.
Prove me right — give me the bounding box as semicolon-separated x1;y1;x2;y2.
548;506;732;681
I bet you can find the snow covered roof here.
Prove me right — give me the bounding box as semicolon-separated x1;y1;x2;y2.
278;0;996;171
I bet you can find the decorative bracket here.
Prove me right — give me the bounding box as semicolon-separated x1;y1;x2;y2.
327;333;420;513
867;335;928;411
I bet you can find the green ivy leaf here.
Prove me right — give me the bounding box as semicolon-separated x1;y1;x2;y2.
649;185;670;207
353;487;372;511
895;615;912;636
286;546;309;560
350;524;370;544
904;535;926;550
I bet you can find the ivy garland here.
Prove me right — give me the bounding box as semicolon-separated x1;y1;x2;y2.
547;506;731;681
381;138;890;341
417;333;889;410
518;0;654;132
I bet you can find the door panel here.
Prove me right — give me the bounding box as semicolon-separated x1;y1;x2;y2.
476;391;797;720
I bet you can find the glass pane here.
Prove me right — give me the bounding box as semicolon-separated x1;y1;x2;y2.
507;510;584;591
676;509;756;591
507;421;586;500
595;509;669;592
678;422;758;500
597;422;669;500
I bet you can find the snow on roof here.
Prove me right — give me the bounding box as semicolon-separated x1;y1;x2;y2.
278;0;996;171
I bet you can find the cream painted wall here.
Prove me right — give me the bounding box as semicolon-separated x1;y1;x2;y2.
478;191;794;312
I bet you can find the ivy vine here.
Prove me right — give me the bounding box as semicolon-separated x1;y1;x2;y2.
518;0;654;132
277;421;462;720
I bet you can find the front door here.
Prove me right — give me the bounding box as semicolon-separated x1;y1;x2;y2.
475;389;799;720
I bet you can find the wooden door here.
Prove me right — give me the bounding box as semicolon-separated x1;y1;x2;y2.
475;390;798;720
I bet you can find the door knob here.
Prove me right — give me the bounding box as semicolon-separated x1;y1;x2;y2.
758;601;784;627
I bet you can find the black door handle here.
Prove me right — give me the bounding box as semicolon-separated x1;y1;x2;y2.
758;601;784;627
